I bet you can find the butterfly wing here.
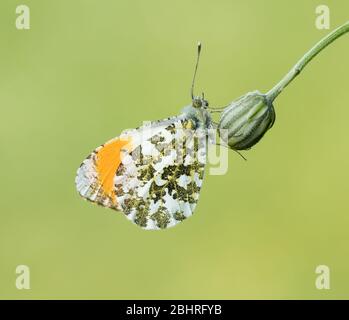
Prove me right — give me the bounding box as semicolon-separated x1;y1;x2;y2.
76;116;207;230
75;117;178;209
115;118;207;229
75;134;131;210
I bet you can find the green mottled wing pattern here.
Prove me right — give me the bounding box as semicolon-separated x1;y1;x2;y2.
114;118;207;230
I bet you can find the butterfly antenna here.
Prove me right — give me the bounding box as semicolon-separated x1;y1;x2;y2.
191;42;202;99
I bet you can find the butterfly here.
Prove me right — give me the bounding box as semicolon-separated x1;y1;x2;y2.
75;43;218;230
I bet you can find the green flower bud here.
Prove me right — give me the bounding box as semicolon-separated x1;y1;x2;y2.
218;91;275;150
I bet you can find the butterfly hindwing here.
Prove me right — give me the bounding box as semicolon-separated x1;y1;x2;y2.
114;118;207;230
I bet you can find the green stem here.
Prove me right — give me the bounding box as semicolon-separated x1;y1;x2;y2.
266;21;349;102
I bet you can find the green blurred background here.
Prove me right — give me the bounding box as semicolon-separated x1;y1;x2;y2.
1;0;349;299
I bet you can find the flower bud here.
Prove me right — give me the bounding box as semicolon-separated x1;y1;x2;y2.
218;91;275;150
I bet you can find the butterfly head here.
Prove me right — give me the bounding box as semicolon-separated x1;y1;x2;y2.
192;95;209;109
183;94;211;129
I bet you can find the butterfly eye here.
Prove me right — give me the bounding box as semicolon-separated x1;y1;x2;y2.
193;99;202;108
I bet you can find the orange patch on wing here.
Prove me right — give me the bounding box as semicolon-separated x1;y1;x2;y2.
95;137;132;204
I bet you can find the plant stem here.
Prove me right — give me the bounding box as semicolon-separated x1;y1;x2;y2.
266;21;349;102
